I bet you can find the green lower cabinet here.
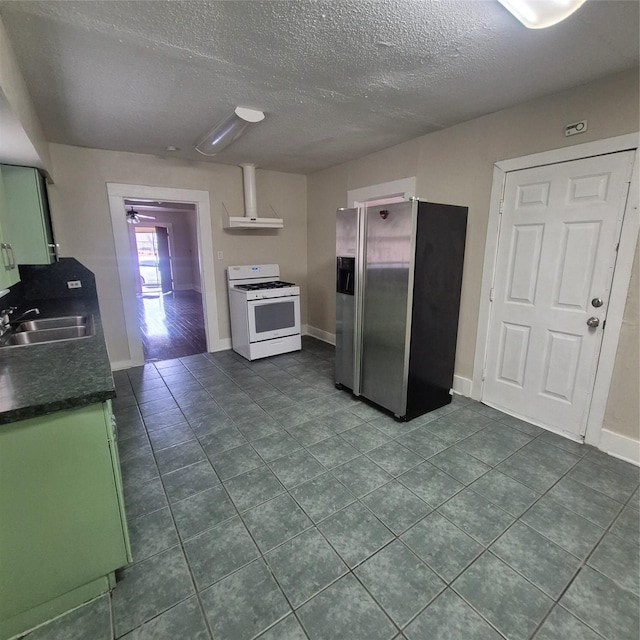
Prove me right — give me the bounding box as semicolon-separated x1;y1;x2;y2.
0;402;131;640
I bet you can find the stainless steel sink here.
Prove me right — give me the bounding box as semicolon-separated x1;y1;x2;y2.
0;315;94;347
16;315;90;332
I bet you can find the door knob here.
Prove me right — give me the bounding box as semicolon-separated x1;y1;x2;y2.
587;317;600;328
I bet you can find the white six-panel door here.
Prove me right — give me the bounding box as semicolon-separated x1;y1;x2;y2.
483;151;634;438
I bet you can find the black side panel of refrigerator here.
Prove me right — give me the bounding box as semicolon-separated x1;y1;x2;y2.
405;202;467;419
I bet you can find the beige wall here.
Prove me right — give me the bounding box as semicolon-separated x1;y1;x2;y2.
307;164;348;333
307;68;639;440
46;144;307;364
604;247;639;440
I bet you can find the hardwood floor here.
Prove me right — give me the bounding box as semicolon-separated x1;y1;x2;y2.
137;289;207;361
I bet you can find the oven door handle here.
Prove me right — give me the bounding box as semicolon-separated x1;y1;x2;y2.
247;294;299;303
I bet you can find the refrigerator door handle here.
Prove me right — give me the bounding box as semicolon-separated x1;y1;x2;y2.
353;205;366;396
353;206;367;396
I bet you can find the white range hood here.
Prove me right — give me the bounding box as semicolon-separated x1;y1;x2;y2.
224;163;284;229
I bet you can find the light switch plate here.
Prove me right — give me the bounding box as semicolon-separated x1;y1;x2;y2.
565;120;587;136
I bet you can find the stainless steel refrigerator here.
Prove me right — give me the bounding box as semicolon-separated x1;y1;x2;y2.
335;199;467;420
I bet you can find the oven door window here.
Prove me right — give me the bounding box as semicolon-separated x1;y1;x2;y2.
248;298;300;342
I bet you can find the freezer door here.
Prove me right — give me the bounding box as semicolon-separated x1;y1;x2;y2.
335;208;359;389
360;201;416;416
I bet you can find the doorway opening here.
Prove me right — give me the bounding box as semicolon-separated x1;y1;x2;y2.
134;227;171;295
107;183;221;368
126;199;207;362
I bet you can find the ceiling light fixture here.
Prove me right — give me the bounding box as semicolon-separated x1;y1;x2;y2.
126;208;140;225
195;106;265;156
126;207;156;225
497;0;587;29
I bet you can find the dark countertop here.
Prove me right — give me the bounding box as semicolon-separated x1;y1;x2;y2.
0;295;115;425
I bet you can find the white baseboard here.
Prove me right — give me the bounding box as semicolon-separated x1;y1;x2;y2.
452;375;472;398
598;429;640;466
111;360;133;371
304;324;336;345
209;338;232;352
173;284;202;293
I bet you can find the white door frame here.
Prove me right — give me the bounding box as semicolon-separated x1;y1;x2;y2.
348;177;416;208
107;183;222;367
472;132;639;449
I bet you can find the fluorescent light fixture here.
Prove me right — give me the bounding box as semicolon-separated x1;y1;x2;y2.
195;106;265;156
497;0;587;29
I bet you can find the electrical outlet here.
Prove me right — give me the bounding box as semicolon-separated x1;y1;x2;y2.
217;251;224;260
67;280;82;289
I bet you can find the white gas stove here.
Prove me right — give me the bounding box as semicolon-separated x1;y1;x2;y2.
227;264;301;360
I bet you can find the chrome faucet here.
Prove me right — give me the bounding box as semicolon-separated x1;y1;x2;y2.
0;307;17;335
0;307;40;336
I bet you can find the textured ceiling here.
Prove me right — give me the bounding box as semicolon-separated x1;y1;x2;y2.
0;0;638;174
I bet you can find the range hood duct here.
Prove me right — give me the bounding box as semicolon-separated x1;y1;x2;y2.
223;163;284;229
242;163;258;219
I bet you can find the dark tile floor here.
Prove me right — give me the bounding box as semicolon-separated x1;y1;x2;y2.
137;290;207;362
22;338;640;640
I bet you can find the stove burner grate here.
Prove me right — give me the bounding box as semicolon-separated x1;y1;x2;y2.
235;281;295;291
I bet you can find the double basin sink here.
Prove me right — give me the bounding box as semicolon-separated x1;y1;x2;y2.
0;315;94;348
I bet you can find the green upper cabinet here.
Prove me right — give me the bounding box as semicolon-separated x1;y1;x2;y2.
0;165;55;281
0;171;17;289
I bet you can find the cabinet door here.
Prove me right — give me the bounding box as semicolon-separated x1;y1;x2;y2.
1;165;54;266
0;404;130;622
0;169;19;288
360;201;415;416
103;400;132;562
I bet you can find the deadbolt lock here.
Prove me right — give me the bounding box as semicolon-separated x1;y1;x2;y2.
591;298;603;308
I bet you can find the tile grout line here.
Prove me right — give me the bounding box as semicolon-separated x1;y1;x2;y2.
121;356;271;632
146;354;405;636
161;366;306;637
120;365;217;640
437;436;630;640
203;353;340;638
197;397;500;637
527;486;640;638
113;344;638;640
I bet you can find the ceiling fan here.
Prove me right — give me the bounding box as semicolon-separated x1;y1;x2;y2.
126;206;156;225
